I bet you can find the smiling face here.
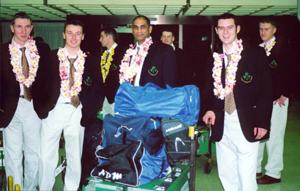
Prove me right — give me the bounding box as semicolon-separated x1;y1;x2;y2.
259;22;276;42
10;18;33;45
215;18;240;49
132;17;152;44
63;24;84;50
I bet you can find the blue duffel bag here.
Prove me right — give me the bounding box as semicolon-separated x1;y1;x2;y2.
94;114;169;186
114;82;200;125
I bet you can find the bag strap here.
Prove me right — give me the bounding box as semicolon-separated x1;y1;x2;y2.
122;130;127;144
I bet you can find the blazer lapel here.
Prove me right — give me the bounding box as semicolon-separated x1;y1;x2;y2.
140;43;155;80
217;50;226;88
235;50;246;86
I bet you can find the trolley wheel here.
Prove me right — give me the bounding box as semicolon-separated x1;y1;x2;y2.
204;158;212;174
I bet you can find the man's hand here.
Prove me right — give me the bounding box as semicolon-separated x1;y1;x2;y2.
202;111;216;125
274;95;287;107
254;127;268;140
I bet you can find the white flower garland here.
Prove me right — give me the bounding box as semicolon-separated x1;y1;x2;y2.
57;48;86;98
212;39;243;100
9;39;40;87
260;37;276;56
119;37;153;84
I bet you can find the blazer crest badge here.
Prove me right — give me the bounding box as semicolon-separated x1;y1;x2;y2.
241;72;253;84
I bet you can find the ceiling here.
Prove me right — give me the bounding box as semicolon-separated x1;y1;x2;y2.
0;0;298;21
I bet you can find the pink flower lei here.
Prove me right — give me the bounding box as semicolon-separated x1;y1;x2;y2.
212;39;243;100
9;38;40;87
57;48;86;98
119;37;153;84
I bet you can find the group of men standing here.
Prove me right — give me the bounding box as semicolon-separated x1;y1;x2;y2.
0;13;177;190
0;11;292;191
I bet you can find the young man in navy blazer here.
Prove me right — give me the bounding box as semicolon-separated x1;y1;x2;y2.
0;12;50;190
39;19;104;191
202;13;273;191
256;18;292;185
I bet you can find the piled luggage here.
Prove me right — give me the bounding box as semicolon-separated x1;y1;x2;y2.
84;82;200;191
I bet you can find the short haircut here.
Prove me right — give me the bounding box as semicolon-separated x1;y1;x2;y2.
215;13;240;26
162;30;174;37
101;27;118;42
11;12;32;25
259;17;277;28
132;15;151;26
64;19;85;34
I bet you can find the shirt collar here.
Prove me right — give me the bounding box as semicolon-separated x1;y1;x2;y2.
259;36;276;48
106;43;118;53
170;43;175;50
223;46;234;55
64;48;81;59
12;37;24;49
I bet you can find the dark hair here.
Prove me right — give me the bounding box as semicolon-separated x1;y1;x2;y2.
132;15;151;26
161;30;174;37
33;36;44;43
11;12;32;25
101;27;118;42
215;13;240;26
259;17;277;28
64;19;85;33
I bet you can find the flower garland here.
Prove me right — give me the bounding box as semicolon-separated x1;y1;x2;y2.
212;39;243;100
119;37;153;84
57;48;86;98
9;38;40;87
260;37;276;56
100;48;115;82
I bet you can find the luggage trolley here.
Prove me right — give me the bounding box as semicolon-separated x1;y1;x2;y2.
84;83;200;191
166;125;198;191
197;125;213;174
84;125;198;191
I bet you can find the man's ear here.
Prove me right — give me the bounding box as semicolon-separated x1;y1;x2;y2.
82;34;85;41
10;25;15;33
236;25;241;34
215;27;219;35
149;26;153;34
273;27;277;35
63;32;66;40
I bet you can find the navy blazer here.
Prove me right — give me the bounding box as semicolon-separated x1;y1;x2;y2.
174;47;185;86
139;42;176;87
203;45;273;142
100;45;126;103
0;41;51;127
265;37;292;100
